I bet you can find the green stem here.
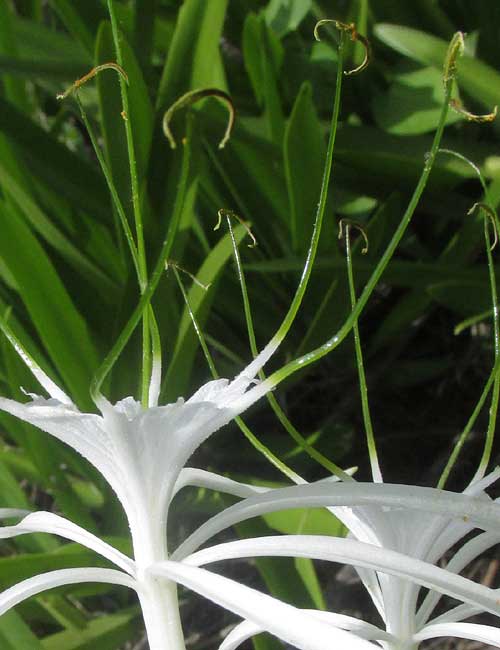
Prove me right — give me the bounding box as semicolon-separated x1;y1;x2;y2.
91;132;191;402
262;74;454;393
438;353;500;489
226;216;351;480
75;95;140;279
172;264;303;483
217;31;353;480
437;198;500;487
267;30;346;351
472;216;500;482
107;0;150;406
344;225;382;482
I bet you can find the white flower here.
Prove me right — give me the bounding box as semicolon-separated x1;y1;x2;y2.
0;340;379;650
172;475;500;649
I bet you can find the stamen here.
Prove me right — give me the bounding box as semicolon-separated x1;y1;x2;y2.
314;19;371;76
56;62;128;100
467;202;499;250
215;209;257;248
165;261;211;291
162;89;235;149
450;98;497;124
338;219;369;254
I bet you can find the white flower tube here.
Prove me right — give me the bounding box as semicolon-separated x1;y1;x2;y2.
150;561;378;650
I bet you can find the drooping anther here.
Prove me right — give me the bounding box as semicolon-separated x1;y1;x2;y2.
163;89;235;150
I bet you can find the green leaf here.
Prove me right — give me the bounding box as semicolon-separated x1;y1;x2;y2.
157;0;228;112
0;56;86;81
370;290;432;351
35;593;88;634
428;280;490;316
0;159;116;300
284;81;326;252
386;357;452;389
334;125;479;195
98;22;153;184
264;0;312;38
374;24;500;117
243;13;284;144
0;97;111;225
0;1;30;110
236;518;321;610
151;0;228;211
9;13;90;66
0;200;98;405
203;111;290;232
262;506;344;609
48;0;106;58
0;611;44;649
252;632;281;650
96;21;154;227
133;0;156;70
262;507;346;537
41;607;141;650
372;65;461;135
0;543;125;592
294;557;325;610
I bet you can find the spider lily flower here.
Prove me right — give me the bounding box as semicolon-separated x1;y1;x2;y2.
0;342;380;650
171;473;500;649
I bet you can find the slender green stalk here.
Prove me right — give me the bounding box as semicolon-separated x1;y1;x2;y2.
343;223;382;483
75;94;163;404
261;37;458;394
171;263;303;484
471;209;499;483
172;266;218;379
433;161;500;487
223;25;350;480
91;131;192;402
107;0;150;406
225;215;352;480
454;310;493;336
188;25;353;481
74;95;140;279
266;27;347;352
438;348;500;489
210;25;354;481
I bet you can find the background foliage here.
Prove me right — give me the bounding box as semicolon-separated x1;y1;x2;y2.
0;0;498;647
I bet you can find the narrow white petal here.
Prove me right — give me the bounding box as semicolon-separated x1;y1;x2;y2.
0;397;120;496
219;611;394;650
183;535;500;620
413;622;500;646
0;512;135;576
233;340;279;386
148;351;162;408
219;620;263;650
150;561;377;650
173;482;500;559
0;568;136;616
1;326;72;404
172;469;271;500
352;565;385;622
417;531;500;626
466;467;500;494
